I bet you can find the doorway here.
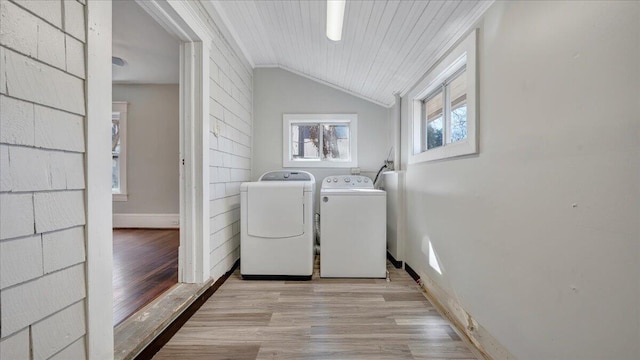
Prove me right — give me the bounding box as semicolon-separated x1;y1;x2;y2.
86;0;211;356
111;0;181;326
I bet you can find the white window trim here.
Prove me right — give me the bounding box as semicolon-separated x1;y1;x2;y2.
112;101;128;201
408;29;478;164
282;113;358;168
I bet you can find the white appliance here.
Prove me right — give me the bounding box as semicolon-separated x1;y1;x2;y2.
240;171;315;280
320;175;386;278
381;171;406;267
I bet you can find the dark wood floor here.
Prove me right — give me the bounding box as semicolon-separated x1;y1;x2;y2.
113;228;179;326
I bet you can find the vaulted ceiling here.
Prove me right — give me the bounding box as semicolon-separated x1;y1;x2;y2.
207;0;493;107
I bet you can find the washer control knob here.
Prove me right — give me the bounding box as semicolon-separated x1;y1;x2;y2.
284;173;290;178
333;178;338;182
357;178;362;182
344;177;350;183
326;178;331;183
364;178;369;183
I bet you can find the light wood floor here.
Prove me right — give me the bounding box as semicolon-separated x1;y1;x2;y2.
153;260;479;359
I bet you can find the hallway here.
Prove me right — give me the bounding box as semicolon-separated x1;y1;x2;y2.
153;261;479;359
113;229;179;326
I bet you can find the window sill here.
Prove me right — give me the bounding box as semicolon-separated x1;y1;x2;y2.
113;193;128;202
283;160;357;168
409;138;477;164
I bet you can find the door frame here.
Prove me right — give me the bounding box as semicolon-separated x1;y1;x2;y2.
135;0;211;284
86;1;211;357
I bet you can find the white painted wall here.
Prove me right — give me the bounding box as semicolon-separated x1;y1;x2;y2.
112;0;180;84
387;94;401;169
0;0;88;359
253;67;390;198
400;1;640;359
188;3;254;281
112;84;179;216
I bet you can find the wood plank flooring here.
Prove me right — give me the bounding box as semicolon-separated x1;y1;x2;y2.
113;228;179;326
153;260;479;359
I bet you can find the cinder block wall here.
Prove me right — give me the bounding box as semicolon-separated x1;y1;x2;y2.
0;1;88;359
192;4;253;280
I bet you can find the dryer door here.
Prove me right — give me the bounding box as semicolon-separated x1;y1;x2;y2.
247;182;305;238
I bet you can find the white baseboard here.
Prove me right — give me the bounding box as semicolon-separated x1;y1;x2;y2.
112;213;179;229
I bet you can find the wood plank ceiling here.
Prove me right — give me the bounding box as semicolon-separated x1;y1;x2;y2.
205;0;493;107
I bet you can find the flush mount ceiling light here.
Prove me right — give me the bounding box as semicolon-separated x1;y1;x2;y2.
112;56;126;66
326;0;346;42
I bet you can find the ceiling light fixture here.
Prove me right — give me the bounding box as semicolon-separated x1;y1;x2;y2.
326;0;346;42
112;56;126;66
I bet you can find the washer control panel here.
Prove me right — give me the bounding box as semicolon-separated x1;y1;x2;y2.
322;175;373;189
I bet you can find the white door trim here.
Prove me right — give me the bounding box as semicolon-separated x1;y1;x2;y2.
86;1;114;358
86;1;210;357
134;0;211;284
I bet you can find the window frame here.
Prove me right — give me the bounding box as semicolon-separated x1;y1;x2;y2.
112;101;128;201
282;113;358;168
409;29;478;164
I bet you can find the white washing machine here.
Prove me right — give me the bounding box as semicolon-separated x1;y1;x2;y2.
320;175;386;278
240;171;315;280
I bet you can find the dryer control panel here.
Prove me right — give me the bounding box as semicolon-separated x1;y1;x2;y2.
321;175;374;189
259;171;314;181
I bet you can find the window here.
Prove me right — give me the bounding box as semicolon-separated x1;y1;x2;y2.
112;102;128;201
283;114;357;168
409;29;477;164
421;67;467;151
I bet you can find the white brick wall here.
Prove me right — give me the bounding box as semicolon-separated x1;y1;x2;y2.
1;1;38;56
34;191;85;233
0;193;34;239
0;1;88;358
4;48;85;114
37;19;66;70
63;0;84;42
42;226;85;273
1;264;86;337
0;328;29;360
13;0;62;28
64;35;85;79
188;3;253;280
4;147;84;192
0;235;43;288
32;300;86;360
48;336;86;360
35;104;85;152
0;146;10;191
0;47;6;93
0;95;35;145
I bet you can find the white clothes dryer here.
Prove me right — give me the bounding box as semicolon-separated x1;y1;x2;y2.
320;175;386;278
240;171;315;280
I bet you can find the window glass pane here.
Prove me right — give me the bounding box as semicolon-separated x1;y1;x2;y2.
112;157;120;191
322;124;350;160
425;91;444;150
112;118;120;191
291;124;320;159
449;70;467;143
